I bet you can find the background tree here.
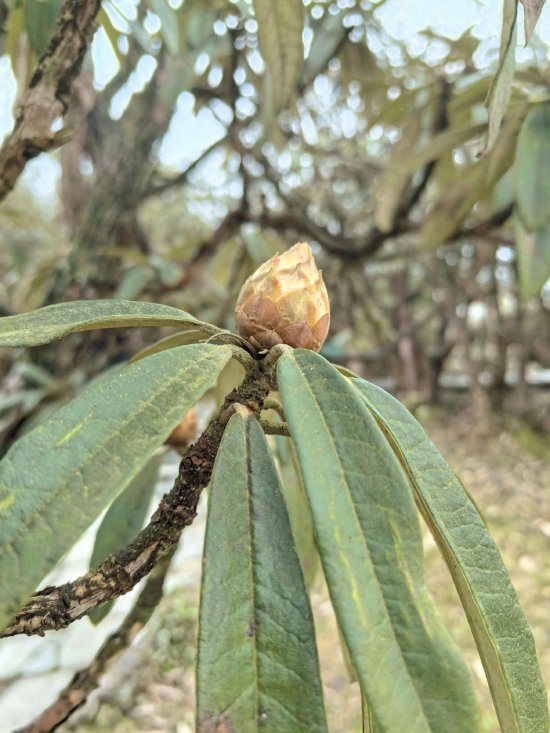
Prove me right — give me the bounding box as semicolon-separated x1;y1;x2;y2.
0;0;549;425
0;1;549;731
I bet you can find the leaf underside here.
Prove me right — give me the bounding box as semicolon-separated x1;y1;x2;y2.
0;299;219;348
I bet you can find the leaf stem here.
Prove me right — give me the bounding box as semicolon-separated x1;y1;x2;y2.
229;344;257;372
259;418;290;436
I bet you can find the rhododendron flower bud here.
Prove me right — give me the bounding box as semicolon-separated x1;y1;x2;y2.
166;409;197;449
234;242;330;351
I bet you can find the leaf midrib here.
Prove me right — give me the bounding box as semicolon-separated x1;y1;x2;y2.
244;421;261;730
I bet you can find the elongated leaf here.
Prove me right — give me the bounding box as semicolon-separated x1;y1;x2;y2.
303;8;348;84
387;123;486;185
515;103;550;230
114;266;156;300
353;378;549;733
278;350;479;733
150;0;179;55
25;0;63;56
253;0;304;117
196;414;328;733
6;7;25;73
514;217;550;299
374;110;423;233
520;0;547;43
485;0;518;152
0;300;219;348
214;359;245;409
0;344;232;630
275;436;319;589
129;330;208;363
89;453;163;624
421;102;527;248
97;7;122;62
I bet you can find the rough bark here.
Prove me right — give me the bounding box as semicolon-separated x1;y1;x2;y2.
14;551;175;733
0;0;102;201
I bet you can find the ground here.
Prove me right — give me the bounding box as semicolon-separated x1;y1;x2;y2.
60;401;550;733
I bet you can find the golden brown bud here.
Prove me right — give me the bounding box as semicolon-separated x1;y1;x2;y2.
166;409;198;449
234;242;330;351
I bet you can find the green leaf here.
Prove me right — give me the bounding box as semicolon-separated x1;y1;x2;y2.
89;453;163;625
97;7;122;62
403;123;487;177
0;299;219;348
214;359;245;409
196;413;328;733
374;109;423;233
353;378;549;733
520;0;547;43
514;216;550;299
149;0;179;55
362;695;382;733
114;266;156;300
253;0;304;117
24;0;63;56
303;8;348;84
183;0;215;52
6;7;25;73
0;344;232;630
485;0;518;152
277;350;480;733
421;102;527;249
275;436;319;589
515;103;550;231
129;330;209;364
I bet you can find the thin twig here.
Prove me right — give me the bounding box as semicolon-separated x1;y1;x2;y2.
1;367;270;638
262;396;285;418
142;136;224;200
259;418;290;437
0;0;102;200
179;207;249;286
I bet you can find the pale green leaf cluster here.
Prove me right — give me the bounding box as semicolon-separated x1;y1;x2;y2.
514;103;550;298
485;0;519;153
253;0;304;125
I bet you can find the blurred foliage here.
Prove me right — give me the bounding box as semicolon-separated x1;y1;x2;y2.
0;0;550;446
